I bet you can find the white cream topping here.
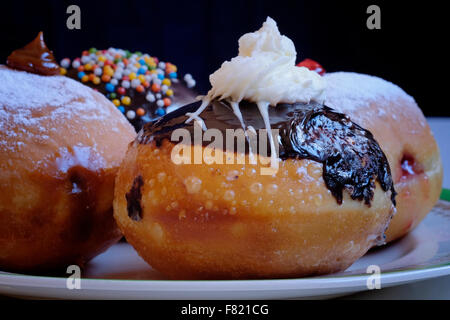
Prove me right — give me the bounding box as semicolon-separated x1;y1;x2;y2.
186;17;325;173
205;17;325;105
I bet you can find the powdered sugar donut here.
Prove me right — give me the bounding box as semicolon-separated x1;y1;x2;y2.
324;72;443;241
0;65;136;272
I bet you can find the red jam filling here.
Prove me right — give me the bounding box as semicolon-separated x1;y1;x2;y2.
400;154;423;177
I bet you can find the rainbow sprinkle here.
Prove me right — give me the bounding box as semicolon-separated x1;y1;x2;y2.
60;48;196;128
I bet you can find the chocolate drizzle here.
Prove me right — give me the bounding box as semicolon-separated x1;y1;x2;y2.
138;100;396;206
7;32;60;76
126;175;144;221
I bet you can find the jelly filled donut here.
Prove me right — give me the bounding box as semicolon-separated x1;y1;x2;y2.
0;32;136;272
323;72;442;242
114;18;402;279
61;48;197;131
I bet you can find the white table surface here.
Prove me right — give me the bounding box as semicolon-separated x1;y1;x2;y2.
343;117;450;299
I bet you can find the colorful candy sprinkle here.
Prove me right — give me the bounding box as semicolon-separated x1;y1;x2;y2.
126;110;136;120
61;47;197;124
155;108;166;116
156;99;164;108
72;60;81;68
121;96;131;105
136;108;146;116
101;74;111;82
117;87;126;95
151;83;160;93
60;58;71;68
136;85;144;93
105;83;115;92
163;97;171;107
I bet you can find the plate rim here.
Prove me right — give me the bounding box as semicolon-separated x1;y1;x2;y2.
1;265;449;295
1;189;449;287
1;262;450;284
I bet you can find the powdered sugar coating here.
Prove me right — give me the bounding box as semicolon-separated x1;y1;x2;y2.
0;65;129;122
0;65;134;169
324;72;426;131
324;72;415;111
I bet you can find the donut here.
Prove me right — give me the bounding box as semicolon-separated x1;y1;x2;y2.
114;102;396;279
324;72;443;242
113;18;407;279
0;32;136;272
60;48;197;131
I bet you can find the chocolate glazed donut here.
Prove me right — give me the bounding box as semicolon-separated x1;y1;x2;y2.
113;15;442;279
139;100;396;207
114;99;397;279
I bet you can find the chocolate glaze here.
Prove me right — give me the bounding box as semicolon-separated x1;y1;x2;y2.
138;100;396;206
63;166;110;243
7;32;60;76
126;175;144;221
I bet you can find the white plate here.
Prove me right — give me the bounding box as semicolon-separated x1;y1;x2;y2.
1;198;450;300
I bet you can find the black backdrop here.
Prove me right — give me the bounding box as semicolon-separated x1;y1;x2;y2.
1;0;447;116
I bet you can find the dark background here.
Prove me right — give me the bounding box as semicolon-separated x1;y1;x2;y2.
1;0;447;116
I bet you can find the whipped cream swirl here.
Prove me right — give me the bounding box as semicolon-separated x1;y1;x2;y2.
205;17;325;105
187;17;326;173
